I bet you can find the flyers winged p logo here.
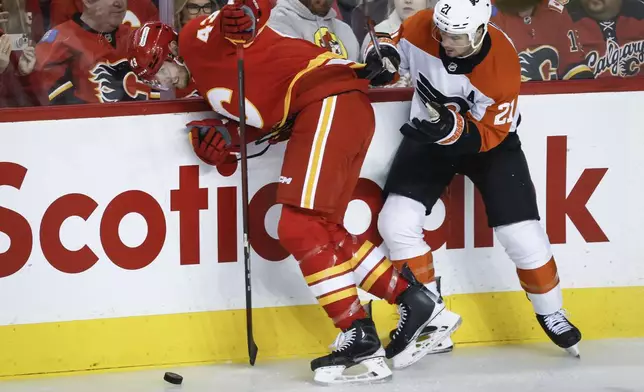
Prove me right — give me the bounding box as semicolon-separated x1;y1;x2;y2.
416;72;470;115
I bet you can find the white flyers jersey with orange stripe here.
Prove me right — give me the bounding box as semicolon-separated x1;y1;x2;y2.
392;9;522;152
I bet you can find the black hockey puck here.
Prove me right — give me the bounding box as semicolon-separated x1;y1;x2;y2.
164;372;183;385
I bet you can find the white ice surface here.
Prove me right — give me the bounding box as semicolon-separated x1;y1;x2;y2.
2;338;643;392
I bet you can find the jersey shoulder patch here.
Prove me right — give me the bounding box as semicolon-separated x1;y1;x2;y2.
40;20;78;44
40;29;59;43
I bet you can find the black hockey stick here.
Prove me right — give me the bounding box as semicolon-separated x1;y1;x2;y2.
363;0;383;63
359;0;386;80
236;43;259;366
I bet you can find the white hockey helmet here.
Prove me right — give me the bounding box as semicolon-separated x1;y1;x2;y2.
433;0;492;51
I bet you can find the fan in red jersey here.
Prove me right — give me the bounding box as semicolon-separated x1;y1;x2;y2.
29;0;161;105
49;0;158;29
492;0;593;80
128;1;447;384
567;0;644;78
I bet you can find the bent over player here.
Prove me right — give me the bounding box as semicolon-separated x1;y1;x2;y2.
371;0;582;357
127;0;454;383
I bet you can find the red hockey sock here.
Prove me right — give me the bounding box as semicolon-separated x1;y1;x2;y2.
278;205;367;330
343;240;410;304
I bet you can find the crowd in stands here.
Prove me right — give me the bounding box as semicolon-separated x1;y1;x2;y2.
0;0;643;108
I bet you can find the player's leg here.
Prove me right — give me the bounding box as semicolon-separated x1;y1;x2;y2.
466;133;581;357
377;139;462;366
321;135;457;360
276;92;409;383
378;140;454;289
277;92;412;325
322;117;410;307
305;94;455;370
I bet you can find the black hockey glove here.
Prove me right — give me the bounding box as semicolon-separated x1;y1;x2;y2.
400;101;464;145
358;33;401;86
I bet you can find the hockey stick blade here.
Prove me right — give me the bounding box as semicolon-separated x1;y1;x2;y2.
237;44;259;366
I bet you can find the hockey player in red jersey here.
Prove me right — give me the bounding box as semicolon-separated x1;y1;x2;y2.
128;2;447;383
127;23;197;98
370;0;582;357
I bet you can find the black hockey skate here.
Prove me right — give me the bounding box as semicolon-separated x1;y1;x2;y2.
388;276;455;354
385;265;462;369
311;318;391;385
537;309;582;357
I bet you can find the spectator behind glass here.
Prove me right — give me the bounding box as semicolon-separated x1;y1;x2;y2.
174;0;217;28
25;0;161;104
1;0;44;39
0;0;41;107
359;0;433;58
336;0;357;21
567;0;644;78
492;0;593;81
348;0;389;44
49;0;158;28
172;0;220;98
269;0;360;60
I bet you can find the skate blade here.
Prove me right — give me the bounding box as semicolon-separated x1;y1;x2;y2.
565;344;580;358
392;310;462;369
424;340;454;354
428;345;454;354
313;354;392;385
418;336;454;355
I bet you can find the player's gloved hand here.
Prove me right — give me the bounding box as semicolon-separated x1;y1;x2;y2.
221;0;258;44
400;101;464;145
187;119;240;166
362;38;401;86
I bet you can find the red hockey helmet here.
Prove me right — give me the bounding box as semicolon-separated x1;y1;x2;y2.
128;22;179;81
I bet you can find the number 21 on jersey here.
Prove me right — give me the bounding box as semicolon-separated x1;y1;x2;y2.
206;87;265;129
494;99;517;126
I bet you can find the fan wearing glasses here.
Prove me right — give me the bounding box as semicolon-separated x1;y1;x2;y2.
174;0;222;28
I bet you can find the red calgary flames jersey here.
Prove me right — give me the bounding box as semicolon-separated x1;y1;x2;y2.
491;0;592;80
34;16;159;104
49;0;159;28
178;13;368;133
567;0;644;78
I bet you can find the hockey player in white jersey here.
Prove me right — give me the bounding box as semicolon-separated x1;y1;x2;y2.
366;0;582;357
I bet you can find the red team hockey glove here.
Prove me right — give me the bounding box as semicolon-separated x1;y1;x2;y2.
187;119;240;166
221;0;259;43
